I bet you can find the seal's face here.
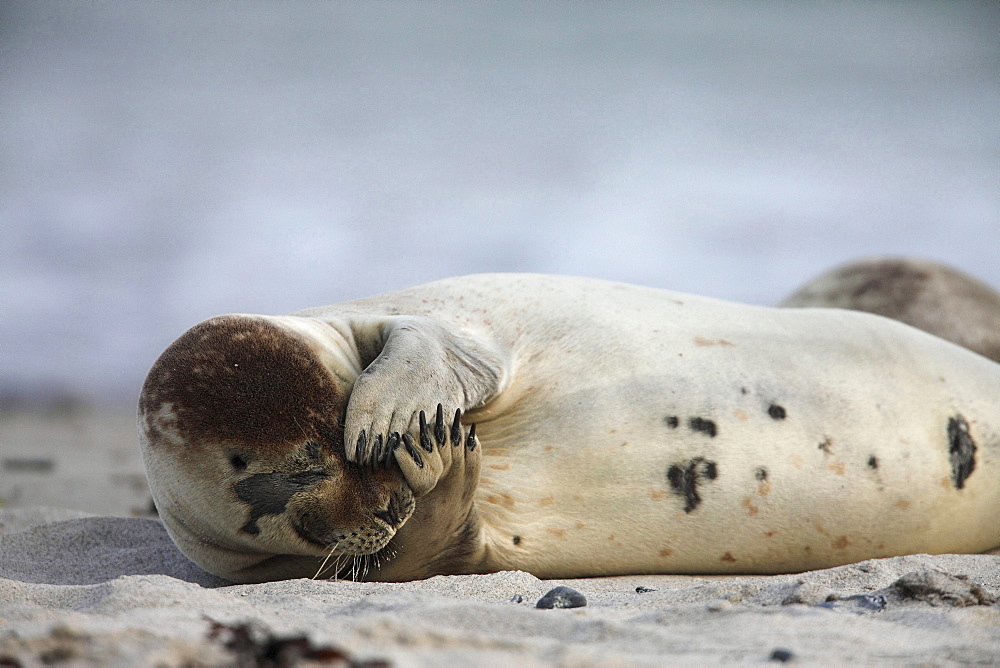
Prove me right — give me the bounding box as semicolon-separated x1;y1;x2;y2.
138;315;414;581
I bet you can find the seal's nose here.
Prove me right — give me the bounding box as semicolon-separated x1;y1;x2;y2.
373;494;406;528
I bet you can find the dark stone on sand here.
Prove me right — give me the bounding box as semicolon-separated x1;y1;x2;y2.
769;648;795;662
536;586;587;609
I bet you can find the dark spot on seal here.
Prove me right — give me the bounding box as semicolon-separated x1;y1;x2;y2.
688;417;717;437
512;535;521;546
230;454;248;471
536;586;587;609
818;437;833;455
947;415;976;489
755;467;768;481
867;455;879;470
741;387;749;395
768;404;786;420
665;416;679;429
666;457;719;513
769;648;795;663
234;468;329;535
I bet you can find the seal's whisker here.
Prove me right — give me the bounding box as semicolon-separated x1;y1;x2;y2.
333;552;353;581
313;539;344;580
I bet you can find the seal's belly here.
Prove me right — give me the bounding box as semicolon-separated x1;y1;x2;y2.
473;330;1000;576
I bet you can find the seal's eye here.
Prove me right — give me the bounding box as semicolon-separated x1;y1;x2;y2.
230;454;249;471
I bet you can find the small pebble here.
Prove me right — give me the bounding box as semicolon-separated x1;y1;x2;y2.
818;593;887;614
509;595;524;604
635;586;656;594
535;586;587;609
769;648;795;662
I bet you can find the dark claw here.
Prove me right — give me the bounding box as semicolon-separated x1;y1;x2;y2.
356;430;367;462
387;432;401;452
371;433;384;466
419;411;434;452
402;434;424;468
379;434;394;466
466;423;477;450
434;403;446;445
451;408;463;447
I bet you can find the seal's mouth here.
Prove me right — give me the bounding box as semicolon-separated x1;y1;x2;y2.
306;487;415;581
293;487;415;555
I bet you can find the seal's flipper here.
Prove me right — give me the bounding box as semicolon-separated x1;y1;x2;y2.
344;317;506;468
392;406;481;497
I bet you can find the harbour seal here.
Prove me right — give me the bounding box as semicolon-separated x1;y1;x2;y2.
781;257;1000;363
138;274;1000;583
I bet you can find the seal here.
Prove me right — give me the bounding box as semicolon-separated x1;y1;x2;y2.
138;274;1000;583
781;257;1000;363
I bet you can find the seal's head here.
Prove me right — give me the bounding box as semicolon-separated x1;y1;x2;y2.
138;314;414;583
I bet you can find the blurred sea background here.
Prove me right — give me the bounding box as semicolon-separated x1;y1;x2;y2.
3;0;999;411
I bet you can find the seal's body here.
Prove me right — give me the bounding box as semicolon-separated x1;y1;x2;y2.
139;274;1000;583
782;257;1000;363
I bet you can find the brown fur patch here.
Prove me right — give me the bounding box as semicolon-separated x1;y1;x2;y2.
139;316;345;457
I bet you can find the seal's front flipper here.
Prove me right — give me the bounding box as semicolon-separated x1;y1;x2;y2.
392;405;481;497
344;316;505;470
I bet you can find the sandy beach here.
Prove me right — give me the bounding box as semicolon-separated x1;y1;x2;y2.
2;408;999;666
